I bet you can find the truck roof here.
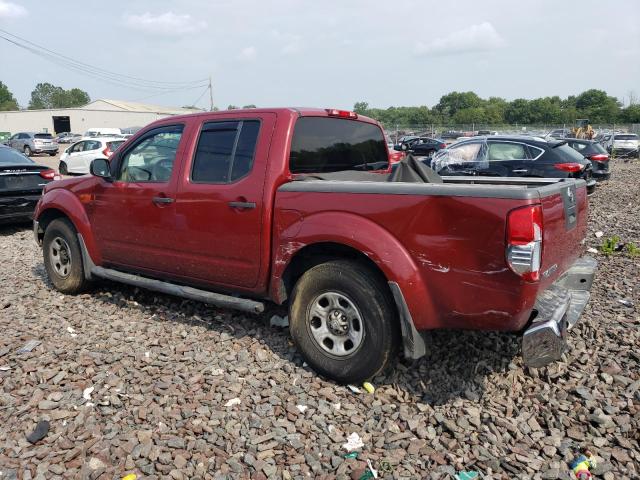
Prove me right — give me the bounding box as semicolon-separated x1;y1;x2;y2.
164;107;380;126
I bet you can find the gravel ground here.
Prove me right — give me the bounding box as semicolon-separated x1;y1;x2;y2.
0;161;639;480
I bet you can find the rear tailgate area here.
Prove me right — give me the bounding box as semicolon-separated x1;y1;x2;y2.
537;180;589;290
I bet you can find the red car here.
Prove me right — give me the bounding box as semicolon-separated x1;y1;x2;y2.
33;107;596;383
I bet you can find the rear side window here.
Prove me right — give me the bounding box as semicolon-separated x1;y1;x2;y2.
107;141;125;151
191;120;260;183
556;144;586;162
289;117;388;173
487;142;527;160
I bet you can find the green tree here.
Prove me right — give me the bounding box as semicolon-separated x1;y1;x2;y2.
242;104;257;109
453;107;486;124
353;101;369;114
28;83;90;109
505;99;532;124
435;91;483;117
0;81;19;111
227;105;238;110
621;104;640;123
575;89;620;123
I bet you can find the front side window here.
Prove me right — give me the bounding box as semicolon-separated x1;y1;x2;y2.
117;125;183;183
70;141;85;153
191;120;260;183
289;117;388;173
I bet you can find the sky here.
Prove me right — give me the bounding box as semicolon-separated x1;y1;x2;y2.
0;0;639;110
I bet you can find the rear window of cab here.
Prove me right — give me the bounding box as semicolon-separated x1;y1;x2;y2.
289;117;388;173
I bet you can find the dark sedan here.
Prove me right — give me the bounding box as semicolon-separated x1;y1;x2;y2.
429;136;597;194
397;137;447;157
0;145;58;224
564;138;610;180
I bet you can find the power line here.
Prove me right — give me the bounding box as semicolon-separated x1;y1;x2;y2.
190;85;211;108
0;28;208;92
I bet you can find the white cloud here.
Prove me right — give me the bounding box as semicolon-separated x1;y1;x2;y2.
123;11;207;37
271;30;304;56
238;46;257;61
414;22;505;57
0;1;27;18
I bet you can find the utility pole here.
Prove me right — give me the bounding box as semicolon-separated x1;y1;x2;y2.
209;76;213;111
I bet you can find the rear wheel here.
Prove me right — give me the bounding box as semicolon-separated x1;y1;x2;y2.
43;218;90;293
23;145;32;156
59;162;68;175
289;260;399;383
48;152;56;156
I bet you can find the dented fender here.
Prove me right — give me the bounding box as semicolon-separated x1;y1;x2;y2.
270;210;438;330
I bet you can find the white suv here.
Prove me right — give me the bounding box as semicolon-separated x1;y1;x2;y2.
609;133;639;157
59;137;125;175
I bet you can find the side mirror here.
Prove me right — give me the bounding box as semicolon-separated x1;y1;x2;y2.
393;145;402;151
401;144;408;151
90;158;112;180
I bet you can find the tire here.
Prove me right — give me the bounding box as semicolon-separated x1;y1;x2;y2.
59;161;68;175
23;145;32;156
289;260;399;383
49;152;57;156
42;218;90;294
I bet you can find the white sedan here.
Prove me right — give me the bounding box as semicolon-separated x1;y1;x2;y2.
58;137;125;175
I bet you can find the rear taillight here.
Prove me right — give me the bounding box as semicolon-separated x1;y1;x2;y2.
39;169;61;181
589;154;609;161
506;205;542;282
102;147;112;157
325;108;358;119
440;143;446;149
554;162;584;173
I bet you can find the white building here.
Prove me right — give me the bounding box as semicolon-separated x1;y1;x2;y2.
0;99;202;135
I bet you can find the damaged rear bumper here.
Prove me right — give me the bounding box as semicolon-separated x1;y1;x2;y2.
522;256;597;368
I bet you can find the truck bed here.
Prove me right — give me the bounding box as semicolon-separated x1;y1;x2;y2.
275;176;588;332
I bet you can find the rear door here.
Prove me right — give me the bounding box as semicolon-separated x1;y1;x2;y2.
485;140;541;177
172;113;276;288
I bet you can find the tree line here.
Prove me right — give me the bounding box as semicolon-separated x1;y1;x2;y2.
355;89;640;126
0;81;90;110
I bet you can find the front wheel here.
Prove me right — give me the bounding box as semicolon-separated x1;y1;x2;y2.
289;260;399;383
48;152;57;156
42;218;91;293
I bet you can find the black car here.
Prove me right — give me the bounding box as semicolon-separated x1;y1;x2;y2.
397;137;447;157
429;136;597;193
0;145;58;224
563;138;610;180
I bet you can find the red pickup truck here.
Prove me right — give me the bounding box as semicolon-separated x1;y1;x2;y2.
33;108;597;383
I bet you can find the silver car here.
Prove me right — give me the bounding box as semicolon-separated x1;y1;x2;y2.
6;132;59;157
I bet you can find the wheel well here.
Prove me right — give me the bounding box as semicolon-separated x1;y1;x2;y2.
281;242;390;304
36;208;69;243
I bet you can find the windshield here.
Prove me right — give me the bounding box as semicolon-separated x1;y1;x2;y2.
34;133;53;139
0;147;34;165
289;117;388;173
614;134;638;140
556;144;587;162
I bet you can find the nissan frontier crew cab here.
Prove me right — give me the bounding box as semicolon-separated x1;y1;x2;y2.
33;108;597;383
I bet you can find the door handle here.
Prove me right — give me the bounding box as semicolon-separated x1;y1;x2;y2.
512;169;529;173
228;201;256;210
152;196;174;205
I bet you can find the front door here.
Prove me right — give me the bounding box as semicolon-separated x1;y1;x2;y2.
171;113;276;289
88;123;187;273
